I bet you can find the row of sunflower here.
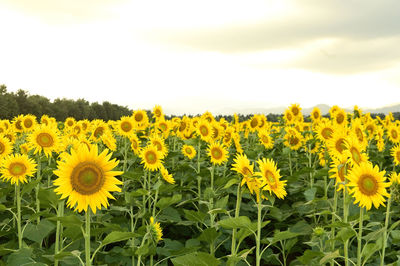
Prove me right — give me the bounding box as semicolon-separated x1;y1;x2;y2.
0;104;400;265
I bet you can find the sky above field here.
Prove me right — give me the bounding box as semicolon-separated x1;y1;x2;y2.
1;0;400;115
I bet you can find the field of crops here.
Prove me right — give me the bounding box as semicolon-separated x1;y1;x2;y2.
0;104;400;266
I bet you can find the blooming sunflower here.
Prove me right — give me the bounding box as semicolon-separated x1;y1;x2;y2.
28;125;60;157
0;135;13;158
258;130;274;150
19;143;30;154
326;127;348;160
283;130;303;151
160;165;175;184
117;116;135;137
53;144;123;214
22;114;37;132
346;162;390;210
64;117;76;130
351;119;367;148
248;115;259;132
231;153;254;180
149;135;168;159
132;109;149;130
316;120;334;143
130;134;141;156
140;145;163;171
329;156;349;190
207;142;228;165
289;103;302;118
333;108;347;127
156;119;170;138
149;216;163;243
152;105;164;120
101;133;117;151
256;158;287;199
90;120;109;142
344;134;368;166
0;154;37;185
389;172;400;186
182;144;196;160
283;109;294;125
197;119;213;142
311;107;321;122
387;124;400;144
390;145;400;166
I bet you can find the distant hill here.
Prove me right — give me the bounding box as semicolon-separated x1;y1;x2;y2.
219;103;400;116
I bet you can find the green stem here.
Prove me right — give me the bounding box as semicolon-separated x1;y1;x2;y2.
123;137;128;184
288;150;293;176
85;209;91;266
381;185;393;265
55;201;64;266
209;165;215;256
36;154;41;225
153;178;159;217
231;183;242;255
343;186;349;266
16;184;22;249
330;187;338;266
357;207;363;266
256;190;262;266
308;147;313;188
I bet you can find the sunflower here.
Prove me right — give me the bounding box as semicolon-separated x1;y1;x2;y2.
283;130;303;151
389;172;400;186
346;162;390;210
387;124;400;144
256;158;287;199
149;135;168;159
140;145;163;171
130;134;142;156
201;111;214;123
329;105;340;117
133;109;149;130
231;153;252;177
117;116;135;137
249;115;259;132
0;154;37;185
64;117;76;130
197;119;212;142
211;122;224;141
182;144;196;159
344;134;368;166
326;127;348;160
233;134;243;154
156;119;170;138
332;108;347;127
311;107;321;122
90;120;109;142
159;165;175;184
40;114;51;126
329;156;349;190
12;115;24;133
22;114;37;132
258;130;274;149
0;135;13;159
149;216;163;243
351;119;367;148
28;125;60;157
207;142;228;165
53;144;123;214
152;105;164;120
289;104;302;118
101;133;117;151
19;143;30;154
283;109;294;125
365;121;377;139
316;120;334;143
390;145;400;166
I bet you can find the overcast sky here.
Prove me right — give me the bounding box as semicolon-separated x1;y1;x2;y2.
1;0;399;115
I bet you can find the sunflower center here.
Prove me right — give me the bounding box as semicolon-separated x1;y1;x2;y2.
145;151;157;164
242;167;252;177
153;141;162;151
286;113;292;121
36;132;55;148
350;147;362;164
212;127;219;139
179;122;186;132
336;114;345;124
135;113;144;122
396;151;400;162
94;127;104;138
159;123;167;131
9;162;27;176
358;174;378;196
24;119;33;128
292;107;299;116
355;128;364;142
391;129;398;139
121;121;132;132
74;126;81;134
335;138;346;153
185;147;192;154
366;125;374;135
15;120;23;130
131;140;138;149
289;136;299;146
200;125;209;136
0;142;5;154
211;147;222;159
71;162;105;195
67;121;74;127
321;128;333;139
265;170;277;187
313;112;319;119
250;118;258;128
261;135;269;143
155;109;161;117
338;164;346;182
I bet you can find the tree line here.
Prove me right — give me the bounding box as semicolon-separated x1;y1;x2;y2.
0;84;132;121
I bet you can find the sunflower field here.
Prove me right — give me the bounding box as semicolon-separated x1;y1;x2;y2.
1;104;400;266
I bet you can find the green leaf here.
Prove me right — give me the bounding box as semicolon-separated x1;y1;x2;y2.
101;231;138;246
218;216;252;230
127;189;148;198
223;178;239;190
48;214;83;227
336;227;356;242
156;194;182;209
289;220;313;235
183;210;206;223
320;250;340;264
0;204;7;211
171;252;220;266
197;228;220;244
136;243;149;256
6;248;33;266
215;195;229;209
271;230;299;244
298;250;324;265
24;219;56;244
304;187;317;201
21;179;40;196
38;187;59;209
